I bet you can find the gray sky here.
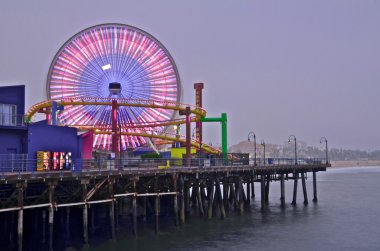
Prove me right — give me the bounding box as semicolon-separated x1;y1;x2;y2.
0;0;379;150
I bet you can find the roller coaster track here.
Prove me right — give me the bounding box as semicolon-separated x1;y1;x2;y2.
25;97;206;122
25;98;222;155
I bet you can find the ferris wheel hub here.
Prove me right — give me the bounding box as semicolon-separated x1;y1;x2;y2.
109;82;122;95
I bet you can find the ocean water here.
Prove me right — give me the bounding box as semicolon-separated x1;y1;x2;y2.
83;166;380;251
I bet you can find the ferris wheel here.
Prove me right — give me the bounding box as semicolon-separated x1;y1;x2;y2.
47;23;181;150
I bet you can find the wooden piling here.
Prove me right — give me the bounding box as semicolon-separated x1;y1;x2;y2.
251;179;255;199
229;182;237;210
132;179;137;235
312;171;318;202
179;175;185;225
90;206;94;234
108;178;116;240
238;178;244;215
246;180;251;206
17;183;24;251
223;180;230;214
207;179;214;219
48;183;55;251
215;178;226;219
280;173;285;207
184;184;190;216
9;211;14;250
155;177;160;234
301;172;309;205
200;182;208;216
265;174;270;205
155;195;160;234
291;173;298;205
42;210;46;244
261;174;266;210
82;181;89;246
173;175;179;226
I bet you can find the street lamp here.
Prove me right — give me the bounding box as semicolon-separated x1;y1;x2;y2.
288;134;297;165
261;140;266;164
248;131;257;166
320;137;328;164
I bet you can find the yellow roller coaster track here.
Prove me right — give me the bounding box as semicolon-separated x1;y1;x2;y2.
25;98;222;154
25;97;206;122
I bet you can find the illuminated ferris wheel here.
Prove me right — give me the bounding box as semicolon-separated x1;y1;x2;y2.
47;23;181;149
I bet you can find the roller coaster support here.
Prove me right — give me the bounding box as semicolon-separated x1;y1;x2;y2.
179;107;191;167
201;113;228;159
194;83;204;159
111;100;119;155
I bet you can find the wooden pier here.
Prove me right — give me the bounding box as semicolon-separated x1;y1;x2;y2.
0;160;329;250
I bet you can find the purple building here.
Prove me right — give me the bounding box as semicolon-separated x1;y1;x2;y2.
0;85;82;171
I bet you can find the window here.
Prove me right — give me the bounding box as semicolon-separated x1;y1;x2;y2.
0;103;17;126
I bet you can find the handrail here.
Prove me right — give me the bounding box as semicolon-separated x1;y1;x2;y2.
0;157;328;175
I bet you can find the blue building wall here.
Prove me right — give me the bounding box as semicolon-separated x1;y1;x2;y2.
27;124;82;171
0;129;27;154
27;124;80;158
0;85;25;115
0;85;27;155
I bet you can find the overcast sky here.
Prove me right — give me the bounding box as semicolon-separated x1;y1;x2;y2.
0;0;379;150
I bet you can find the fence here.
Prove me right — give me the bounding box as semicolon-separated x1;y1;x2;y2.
0;155;326;175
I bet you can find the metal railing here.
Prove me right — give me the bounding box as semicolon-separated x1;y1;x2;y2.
0;156;326;175
0;113;26;127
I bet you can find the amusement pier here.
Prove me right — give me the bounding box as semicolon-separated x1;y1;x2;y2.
0;24;330;250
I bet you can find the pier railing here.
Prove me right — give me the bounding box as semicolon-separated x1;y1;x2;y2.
0;156;327;175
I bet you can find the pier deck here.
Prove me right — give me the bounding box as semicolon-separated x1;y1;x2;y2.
0;159;330;251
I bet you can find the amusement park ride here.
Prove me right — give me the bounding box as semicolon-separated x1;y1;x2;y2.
24;23;228;159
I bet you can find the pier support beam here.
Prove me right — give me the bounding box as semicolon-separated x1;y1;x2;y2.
223;179;230;214
207;179;215;219
66;207;71;237
179;175;185;225
108;178;116;240
82;179;89;247
48;182;56;251
280;173;285;207
173;174;179;226
215;178;226;219
229;182;237;211
200;183;207;216
195;185;204;216
155;195;160;234
265;174;270;205
42;210;46;244
261;174;266;210
251;171;256;199
154;177;160;234
246;180;251;206
184;184;190;216
132;179;138;235
312;171;318;202
291;173;298;206
17;183;25;251
301;172;309;205
238;178;244;215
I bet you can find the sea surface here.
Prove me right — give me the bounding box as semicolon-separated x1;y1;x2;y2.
79;166;380;251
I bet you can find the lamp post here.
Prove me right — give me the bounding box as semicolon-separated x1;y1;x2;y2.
248;131;257;166
320;137;328;164
261;140;266;164
288;135;297;165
